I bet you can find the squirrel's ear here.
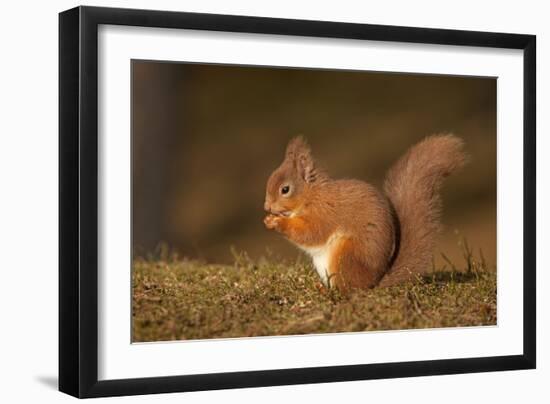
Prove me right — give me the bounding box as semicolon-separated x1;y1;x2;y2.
285;135;310;159
285;136;317;183
298;153;317;183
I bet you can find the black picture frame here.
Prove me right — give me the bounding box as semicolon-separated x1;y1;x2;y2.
59;5;536;398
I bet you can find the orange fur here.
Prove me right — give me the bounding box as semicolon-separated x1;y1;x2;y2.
328;237;384;291
264;213;329;247
264;134;466;292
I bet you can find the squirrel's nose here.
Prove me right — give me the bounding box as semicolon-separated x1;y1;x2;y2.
264;201;271;213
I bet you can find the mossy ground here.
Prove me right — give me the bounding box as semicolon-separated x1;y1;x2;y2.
132;242;496;342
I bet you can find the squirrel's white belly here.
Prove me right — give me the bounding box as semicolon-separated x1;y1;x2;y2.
300;233;343;287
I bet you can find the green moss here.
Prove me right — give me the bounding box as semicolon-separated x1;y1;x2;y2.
132;247;496;342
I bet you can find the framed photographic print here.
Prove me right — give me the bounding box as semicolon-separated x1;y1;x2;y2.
59;6;536;398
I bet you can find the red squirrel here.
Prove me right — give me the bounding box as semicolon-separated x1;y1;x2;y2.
263;134;466;292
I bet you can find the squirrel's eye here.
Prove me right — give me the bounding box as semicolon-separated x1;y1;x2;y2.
281;185;290;195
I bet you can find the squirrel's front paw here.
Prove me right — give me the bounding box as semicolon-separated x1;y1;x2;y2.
264;214;282;230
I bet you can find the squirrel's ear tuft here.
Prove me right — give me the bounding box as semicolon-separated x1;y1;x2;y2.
285;136;317;183
285;135;310;159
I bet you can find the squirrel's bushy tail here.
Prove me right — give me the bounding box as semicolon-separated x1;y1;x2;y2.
379;134;466;287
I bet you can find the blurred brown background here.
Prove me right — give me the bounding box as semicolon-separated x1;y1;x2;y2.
132;61;496;268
